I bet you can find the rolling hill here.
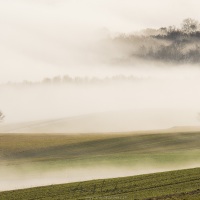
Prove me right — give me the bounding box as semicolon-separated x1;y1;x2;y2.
1;131;200;191
0;111;199;134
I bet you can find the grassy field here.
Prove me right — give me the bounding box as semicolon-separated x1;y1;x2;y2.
1;131;200;168
1;131;200;193
1;167;200;199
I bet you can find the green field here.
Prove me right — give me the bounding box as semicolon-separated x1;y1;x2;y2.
1;131;200;168
1;167;200;199
1;131;200;197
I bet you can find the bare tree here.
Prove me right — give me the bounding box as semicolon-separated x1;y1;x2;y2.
181;18;200;34
0;111;5;122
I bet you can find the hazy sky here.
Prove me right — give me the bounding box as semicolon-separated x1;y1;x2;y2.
1;0;200;82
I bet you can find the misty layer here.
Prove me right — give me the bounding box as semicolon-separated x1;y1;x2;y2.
1;71;200;132
1;164;200;192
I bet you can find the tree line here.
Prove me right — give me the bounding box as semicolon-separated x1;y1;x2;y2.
114;18;200;64
3;75;146;86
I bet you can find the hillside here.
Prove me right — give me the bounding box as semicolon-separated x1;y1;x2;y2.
1;131;200;191
0;110;199;134
1;168;200;199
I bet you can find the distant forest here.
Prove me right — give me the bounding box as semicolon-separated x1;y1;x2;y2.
113;18;200;63
3;75;147;86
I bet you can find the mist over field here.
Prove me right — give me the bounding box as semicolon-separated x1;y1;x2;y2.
2;162;200;191
1;0;200;194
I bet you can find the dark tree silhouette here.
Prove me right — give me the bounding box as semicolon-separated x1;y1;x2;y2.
181;18;200;34
0;111;5;122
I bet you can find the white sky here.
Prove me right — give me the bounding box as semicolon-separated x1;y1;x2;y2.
1;0;200;82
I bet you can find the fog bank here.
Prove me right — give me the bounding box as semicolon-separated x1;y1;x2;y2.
1;162;200;192
1;67;200;131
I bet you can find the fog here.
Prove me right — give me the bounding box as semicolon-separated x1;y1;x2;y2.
2;0;200;194
1;162;200;192
1;1;200;130
1;0;200;82
0;67;200;132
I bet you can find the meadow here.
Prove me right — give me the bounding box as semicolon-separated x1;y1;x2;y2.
1;131;200;167
1;131;200;194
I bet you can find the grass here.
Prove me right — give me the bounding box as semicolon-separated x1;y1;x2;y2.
1;132;200;168
1;167;200;199
1;131;200;198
